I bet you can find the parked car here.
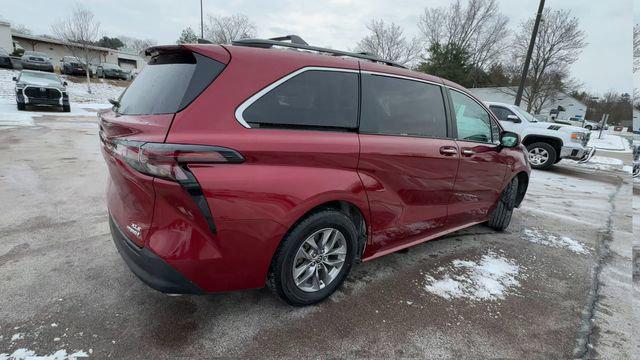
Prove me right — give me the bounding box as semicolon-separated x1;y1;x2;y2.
0;47;13;69
100;37;530;306
60;56;87;76
553;117;607;131
486;102;594;169
13;70;70;112
20;51;54;72
96;63;127;80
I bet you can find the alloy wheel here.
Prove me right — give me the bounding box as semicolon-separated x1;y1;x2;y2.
292;228;347;292
528;147;549;166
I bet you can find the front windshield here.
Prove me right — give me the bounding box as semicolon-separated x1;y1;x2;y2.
20;72;61;83
513;107;537;122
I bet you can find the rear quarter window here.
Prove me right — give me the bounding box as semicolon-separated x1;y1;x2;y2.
117;52;225;115
242;70;359;129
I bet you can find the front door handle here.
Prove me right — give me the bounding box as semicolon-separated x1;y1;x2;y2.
462;149;476;156
439;146;458;156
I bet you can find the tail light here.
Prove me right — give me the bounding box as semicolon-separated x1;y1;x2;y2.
100;131;244;234
100;131;244;182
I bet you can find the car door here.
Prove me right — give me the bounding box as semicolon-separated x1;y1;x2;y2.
357;72;459;256
446;89;508;228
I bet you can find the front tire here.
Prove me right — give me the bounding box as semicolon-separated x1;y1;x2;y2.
526;142;557;170
17;102;25;111
62;104;70;112
268;210;357;306
487;177;519;231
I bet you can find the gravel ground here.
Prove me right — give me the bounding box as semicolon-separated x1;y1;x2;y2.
0;113;635;359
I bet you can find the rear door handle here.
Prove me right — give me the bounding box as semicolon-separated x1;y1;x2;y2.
439;146;458;156
462;149;476;156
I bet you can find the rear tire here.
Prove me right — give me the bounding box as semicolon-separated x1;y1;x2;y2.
526;142;557;170
17;102;25;111
268;210;357;306
487;177;519;231
62;105;70;112
585;125;592;130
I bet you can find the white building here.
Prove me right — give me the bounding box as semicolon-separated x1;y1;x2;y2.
0;20;145;73
471;86;588;121
0;19;12;52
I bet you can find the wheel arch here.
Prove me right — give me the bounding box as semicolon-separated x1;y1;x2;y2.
280;199;369;262
521;135;563;155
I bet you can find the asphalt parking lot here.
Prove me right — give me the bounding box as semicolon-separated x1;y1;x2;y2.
0;113;635;359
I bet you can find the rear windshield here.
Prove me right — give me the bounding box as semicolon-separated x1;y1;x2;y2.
117;51;225;115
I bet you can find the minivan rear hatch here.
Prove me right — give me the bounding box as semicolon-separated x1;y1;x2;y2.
100;45;228;246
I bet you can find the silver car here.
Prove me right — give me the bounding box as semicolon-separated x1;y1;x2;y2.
21;51;54;72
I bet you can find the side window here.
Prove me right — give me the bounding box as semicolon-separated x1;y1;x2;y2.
360;74;447;138
450;91;492;143
489;105;515;122
242;70;358;129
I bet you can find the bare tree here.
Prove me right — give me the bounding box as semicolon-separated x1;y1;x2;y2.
118;36;157;55
51;4;101;94
419;0;509;75
204;14;256;44
510;8;586;113
356;19;421;66
11;24;32;35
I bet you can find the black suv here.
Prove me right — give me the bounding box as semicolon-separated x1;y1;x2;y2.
61;56;87;76
0;47;12;69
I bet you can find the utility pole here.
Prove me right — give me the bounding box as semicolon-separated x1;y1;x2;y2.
515;0;545;107
598;114;609;140
200;0;204;39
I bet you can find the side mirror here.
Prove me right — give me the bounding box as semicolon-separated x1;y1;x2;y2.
63;81;68;86
500;131;520;148
12;76;17;81
506;114;522;123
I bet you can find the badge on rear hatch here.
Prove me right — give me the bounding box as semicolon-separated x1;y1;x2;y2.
126;223;141;238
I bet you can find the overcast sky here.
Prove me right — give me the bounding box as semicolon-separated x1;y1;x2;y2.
2;0;634;95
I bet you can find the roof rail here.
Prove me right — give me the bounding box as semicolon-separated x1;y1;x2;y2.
231;35;407;69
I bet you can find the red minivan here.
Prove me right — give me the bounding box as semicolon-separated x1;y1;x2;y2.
100;37;530;306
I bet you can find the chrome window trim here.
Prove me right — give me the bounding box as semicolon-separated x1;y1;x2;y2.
360;70;442;87
234;66;359;129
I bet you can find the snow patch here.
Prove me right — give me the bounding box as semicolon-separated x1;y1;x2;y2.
10;334;23;342
588;133;631;153
424;252;521;301
523;228;588;254
0;349;88;360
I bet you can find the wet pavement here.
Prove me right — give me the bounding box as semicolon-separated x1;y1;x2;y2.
0;114;635;359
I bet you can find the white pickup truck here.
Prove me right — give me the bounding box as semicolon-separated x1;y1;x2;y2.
486;102;595;169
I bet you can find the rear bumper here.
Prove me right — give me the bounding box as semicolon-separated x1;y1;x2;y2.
109;215;204;294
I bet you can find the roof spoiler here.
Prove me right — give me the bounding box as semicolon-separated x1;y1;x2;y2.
232;35;406;69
